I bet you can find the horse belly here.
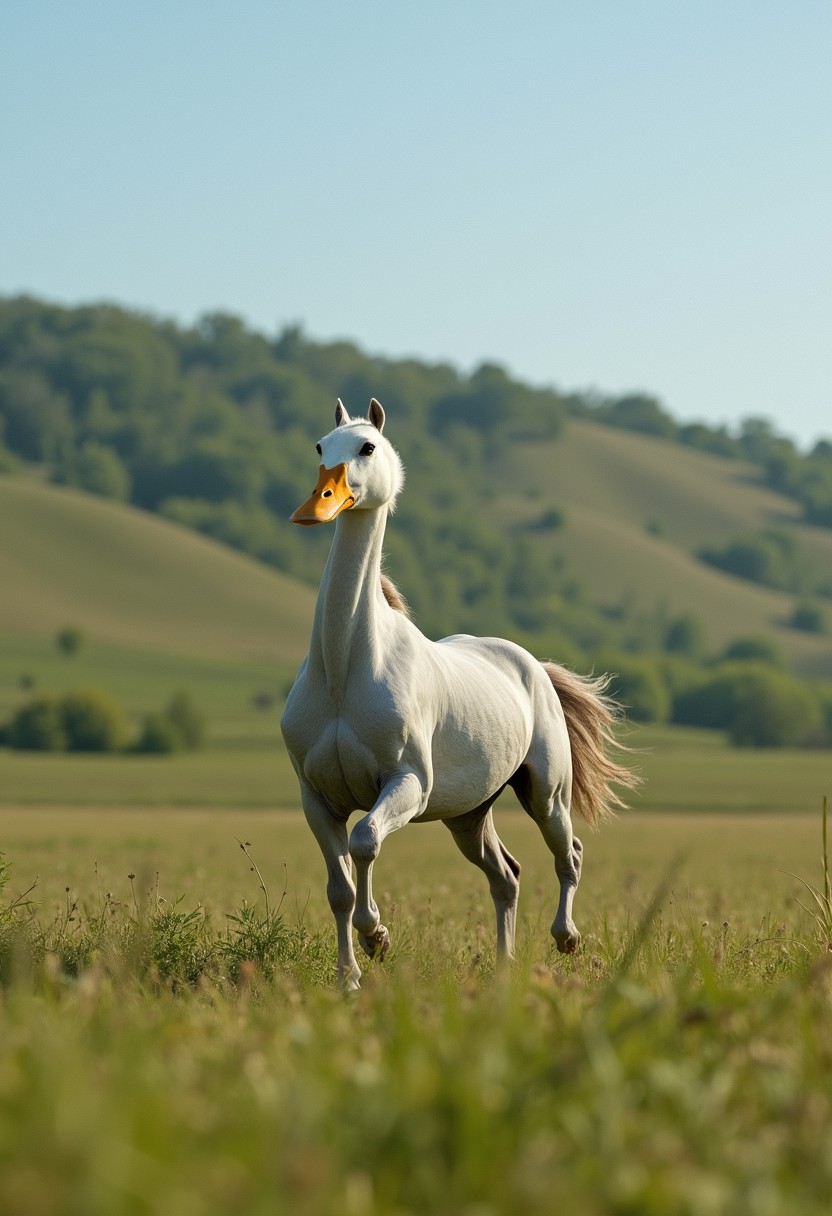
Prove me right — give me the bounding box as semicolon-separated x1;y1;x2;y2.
415;636;540;818
422;711;529;819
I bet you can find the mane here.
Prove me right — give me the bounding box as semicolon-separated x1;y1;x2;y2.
380;574;411;618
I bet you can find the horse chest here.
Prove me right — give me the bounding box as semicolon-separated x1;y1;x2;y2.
282;679;405;813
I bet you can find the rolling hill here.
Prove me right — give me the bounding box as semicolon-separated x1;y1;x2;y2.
0;474;315;664
2;295;830;686
2;416;831;683
491;420;832;677
0;424;830;809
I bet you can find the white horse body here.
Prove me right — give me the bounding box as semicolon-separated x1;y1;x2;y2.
281;398;634;988
286;614;570;825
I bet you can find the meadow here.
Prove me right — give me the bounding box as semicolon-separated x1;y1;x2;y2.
2;610;831;1213
2;804;831;1216
1;452;831;1213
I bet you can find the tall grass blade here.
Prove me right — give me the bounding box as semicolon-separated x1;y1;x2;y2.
822;795;829;909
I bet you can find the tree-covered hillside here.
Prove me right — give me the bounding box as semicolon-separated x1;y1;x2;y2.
0;297;572;642
1;295;831;746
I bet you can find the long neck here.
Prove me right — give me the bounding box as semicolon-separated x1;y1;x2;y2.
309;506;389;694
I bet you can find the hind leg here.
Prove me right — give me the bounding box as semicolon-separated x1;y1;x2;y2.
550;821;583;953
444;805;521;959
512;766;583;954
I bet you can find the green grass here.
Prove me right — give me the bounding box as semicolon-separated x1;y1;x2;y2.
617;725;832;813
0;634;295;727
0;630;298;806
2;449;832;1209
2;806;832;1215
0;807;824;936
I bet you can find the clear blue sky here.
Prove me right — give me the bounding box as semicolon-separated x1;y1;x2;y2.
2;1;830;447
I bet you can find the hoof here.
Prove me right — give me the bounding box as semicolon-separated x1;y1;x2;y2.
553;924;581;954
358;924;391;961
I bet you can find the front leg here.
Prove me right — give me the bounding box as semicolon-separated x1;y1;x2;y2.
300;785;362;990
349;772;425;957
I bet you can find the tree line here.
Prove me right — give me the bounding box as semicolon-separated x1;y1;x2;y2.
570;393;832;526
1;295;830;747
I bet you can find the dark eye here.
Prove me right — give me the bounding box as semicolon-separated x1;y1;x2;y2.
315;443;322;455
360;442;375;456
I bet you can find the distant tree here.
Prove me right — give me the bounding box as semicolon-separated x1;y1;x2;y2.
598;394;676;439
131;693;204;754
0;416;19;473
429;362;563;448
738;417;784;464
762;441;832;530
158;437;269;506
790;601;828;634
66;440;131;500
697;529;806;594
673;662;823;746
677;422;739;458
528;505;565;532
729;671;822;748
803;478;832;528
673;664;759;731
56;627;85;658
664;614;706;659
6;696;66;750
721;637;784;666
60;688;128;752
134;712;183;754
655;655;702;698
602;656;670;723
0;368;74;460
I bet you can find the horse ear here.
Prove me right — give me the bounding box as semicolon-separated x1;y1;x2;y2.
368;398;385;433
335;398;350;427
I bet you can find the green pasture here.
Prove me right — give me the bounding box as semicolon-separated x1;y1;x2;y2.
2;806;832;1216
3;432;832;1214
0;632;295;747
0;807;825;941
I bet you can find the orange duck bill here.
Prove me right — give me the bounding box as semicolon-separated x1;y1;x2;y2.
290;463;356;525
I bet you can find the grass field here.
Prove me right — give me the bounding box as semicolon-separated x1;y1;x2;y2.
2;629;830;1215
2;706;828;813
2;806;831;1215
0;806;825;940
2;464;832;1213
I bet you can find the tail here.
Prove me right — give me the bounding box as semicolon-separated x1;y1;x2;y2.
542;662;641;827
